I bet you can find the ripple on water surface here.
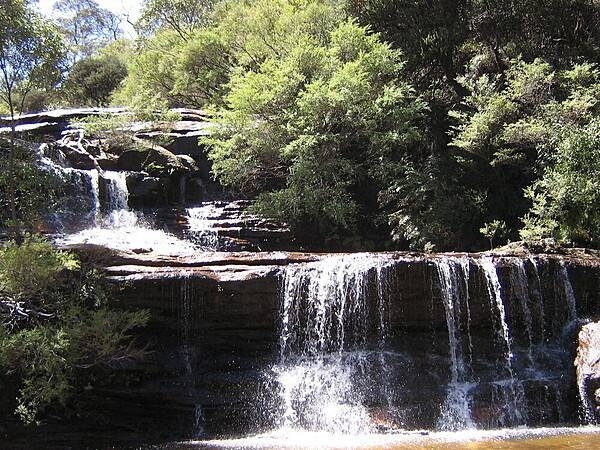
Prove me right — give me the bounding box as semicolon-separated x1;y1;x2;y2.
140;427;600;450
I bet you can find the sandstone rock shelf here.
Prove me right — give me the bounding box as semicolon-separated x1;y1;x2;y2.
60;244;600;439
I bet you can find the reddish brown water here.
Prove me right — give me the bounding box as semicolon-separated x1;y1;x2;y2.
147;427;600;450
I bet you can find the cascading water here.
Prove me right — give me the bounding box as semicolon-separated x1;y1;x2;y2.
265;253;583;436
275;254;397;434
480;257;515;374
178;274;205;438
34;140;196;253
36;143;100;229
558;261;578;324
509;259;535;355
55;169;196;253
478;257;527;427
434;257;475;430
555;261;596;424
186;204;220;250
102;170;130;218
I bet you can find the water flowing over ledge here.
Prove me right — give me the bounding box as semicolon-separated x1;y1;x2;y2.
9;110;599;444
66;246;600;440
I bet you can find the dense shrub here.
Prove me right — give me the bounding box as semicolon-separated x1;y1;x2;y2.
0;237;149;424
64;55;127;106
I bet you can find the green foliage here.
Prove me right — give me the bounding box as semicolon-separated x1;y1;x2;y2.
205;15;425;242
521;120;600;246
0;139;61;232
64;55;128;106
0;1;65;116
0;1;65;238
380;155;486;251
53;0;122;64
77;109;180;136
172;28;233;106
350;0;468;100
118;0;346;110
0;235;78;295
118;27;232;109
480;219;507;250
137;0;217;38
0;326;72;424
113;0;600;250
451;58;556;162
445;58;600;248
0;237;149;424
214;0;345;69
114;29;183;110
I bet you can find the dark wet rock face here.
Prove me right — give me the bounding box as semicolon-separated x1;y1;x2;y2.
64;249;600;441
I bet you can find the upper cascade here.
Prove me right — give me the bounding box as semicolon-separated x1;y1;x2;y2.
18;108;291;254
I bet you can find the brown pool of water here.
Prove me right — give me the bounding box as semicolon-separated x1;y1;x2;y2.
145;427;600;450
377;432;600;450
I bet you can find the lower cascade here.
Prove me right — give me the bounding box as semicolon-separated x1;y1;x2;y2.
252;253;588;434
275;255;396;433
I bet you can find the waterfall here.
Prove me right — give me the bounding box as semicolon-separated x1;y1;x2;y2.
558;261;578;323
175;274;204;438
36;143;101;229
103;170;129;211
186;204;220;250
276;254;395;434
56;168;101;228
101;170;138;228
479;257;514;374
528;257;546;345
508;258;534;363
434;257;475;430
88;169;100;226
478;257;528;426
267;253;586;433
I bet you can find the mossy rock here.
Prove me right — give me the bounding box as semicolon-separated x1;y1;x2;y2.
117;143;186;175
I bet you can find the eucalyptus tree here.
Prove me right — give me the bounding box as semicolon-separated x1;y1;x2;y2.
136;0;217;40
64;54;127;106
53;0;122;64
0;0;65;235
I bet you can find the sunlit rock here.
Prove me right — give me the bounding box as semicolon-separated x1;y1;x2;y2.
576;321;600;424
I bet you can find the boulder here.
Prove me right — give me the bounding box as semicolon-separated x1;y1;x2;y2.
176;154;199;172
117;148;150;172
62;145;97;170
103;135;137;157
96;154;119;171
575;321;600;423
117;144;186;175
144;146;185;175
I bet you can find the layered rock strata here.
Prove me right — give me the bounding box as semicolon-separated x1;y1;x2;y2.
65;246;600;440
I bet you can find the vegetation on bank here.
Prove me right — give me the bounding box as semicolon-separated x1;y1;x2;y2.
1;0;600;252
0;236;149;425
